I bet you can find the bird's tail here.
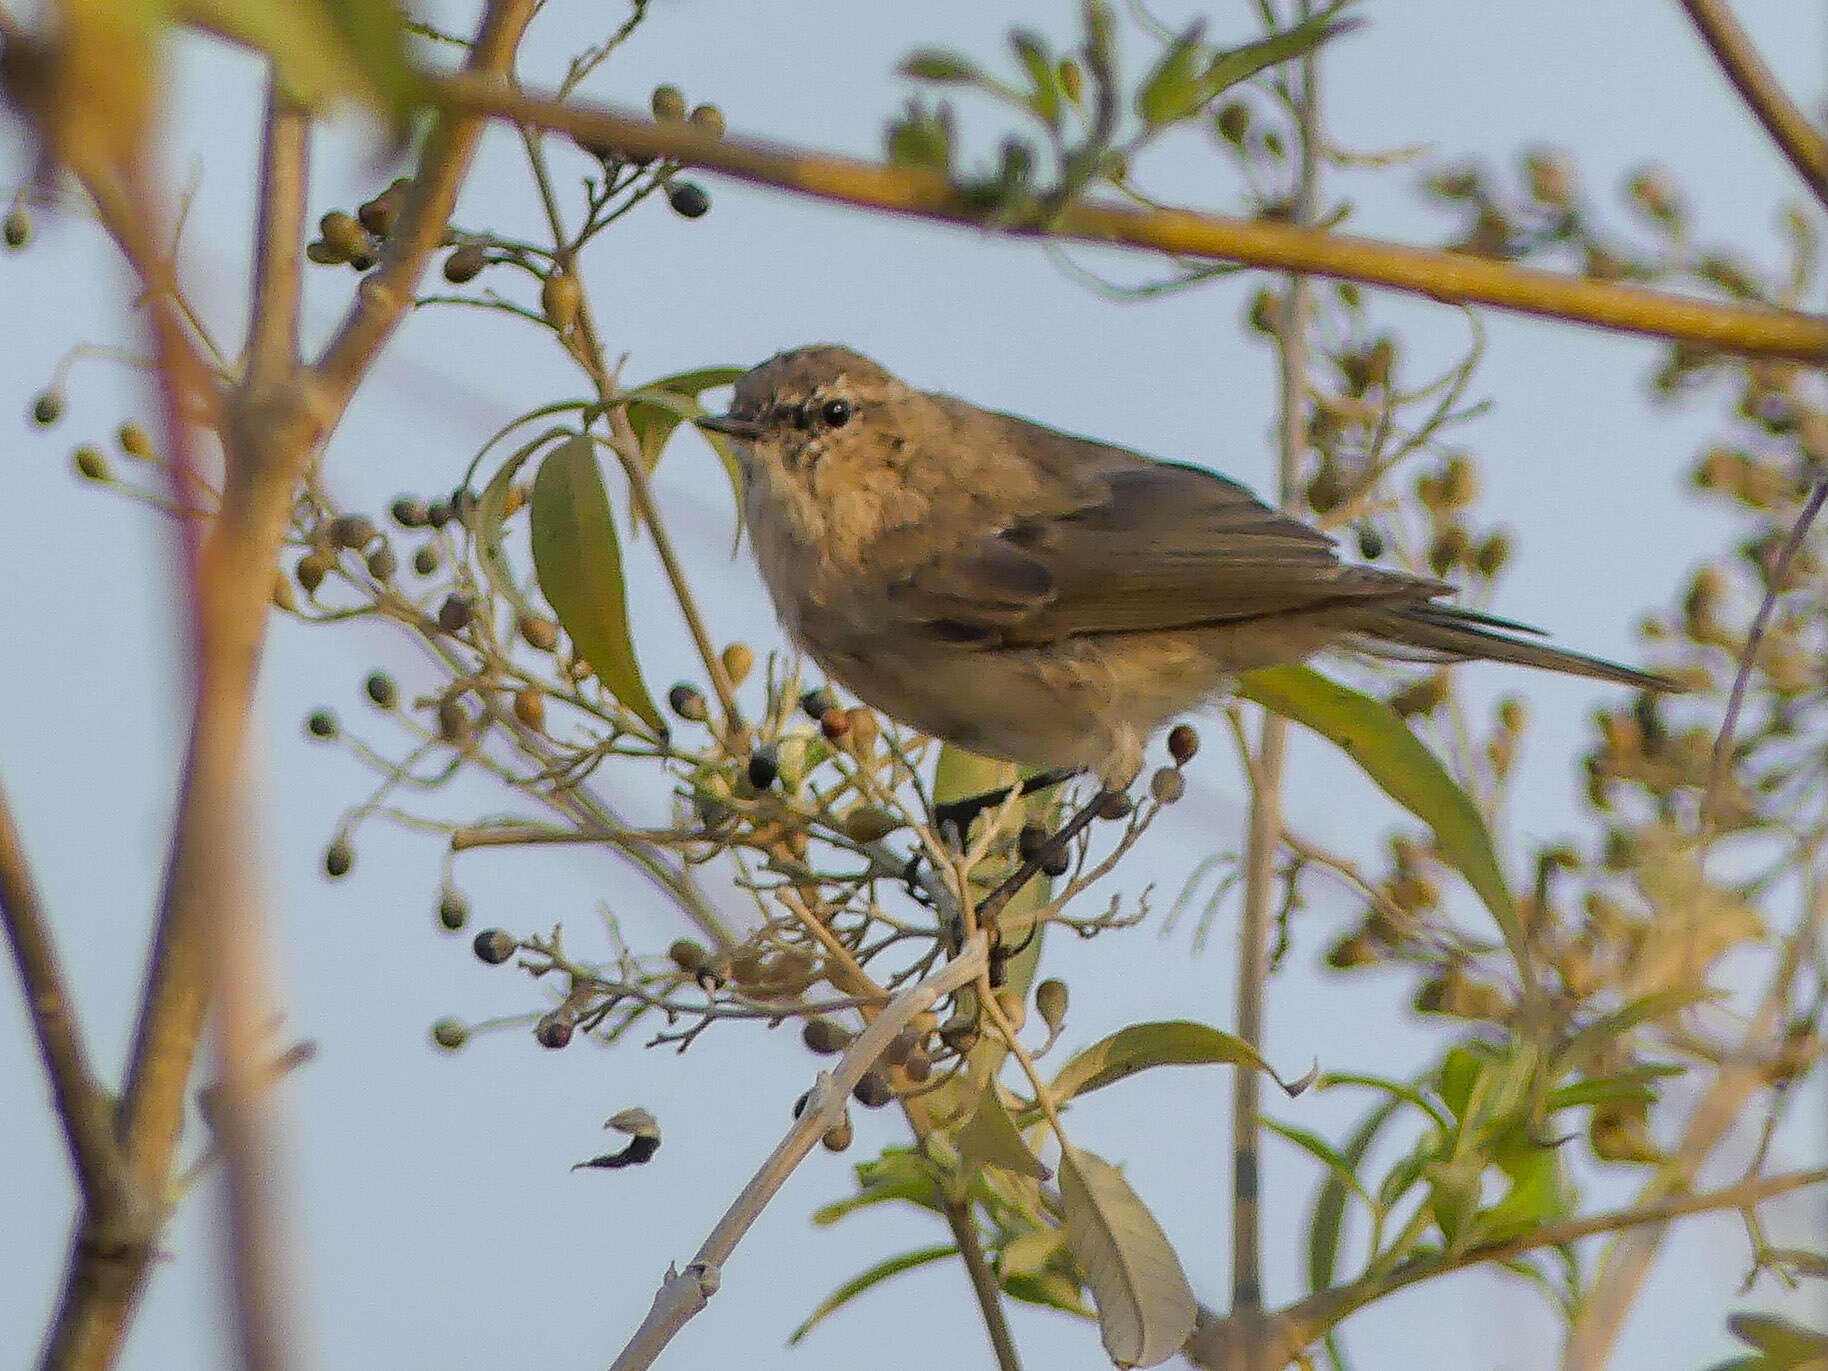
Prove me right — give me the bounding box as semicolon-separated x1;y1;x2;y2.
1346;602;1681;692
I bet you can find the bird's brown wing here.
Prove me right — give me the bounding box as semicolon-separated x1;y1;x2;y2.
886;422;1445;646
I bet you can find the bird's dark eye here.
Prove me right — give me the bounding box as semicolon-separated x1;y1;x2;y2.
821;398;853;428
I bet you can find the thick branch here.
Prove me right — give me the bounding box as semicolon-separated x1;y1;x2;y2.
438;82;1828;363
1677;0;1828;209
314;0;541;408
245;81;310;386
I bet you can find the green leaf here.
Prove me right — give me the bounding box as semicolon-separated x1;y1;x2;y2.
900;49;985;83
812;1148;945;1225
1135;22;1206;125
529;434;667;735
1052;1020;1288;1102
1265;1118;1374;1210
473;428;569;628
999;1227;1069;1280
623;366;745;471
1483;1146;1568;1233
1544;1063;1682;1114
788;1244;958;1344
1001;1270;1096;1317
1318;1071;1453;1133
1238;665;1521;963
1010;29;1060;125
1728;1312;1828;1364
1060;1146;1197;1367
1199;11;1360;106
184;0;418;122
1556;986;1715;1077
1308;1094;1405;1296
956;1084;1051;1180
1426;1158;1483;1247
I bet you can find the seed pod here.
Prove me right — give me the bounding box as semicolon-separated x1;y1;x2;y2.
1095;791;1133;821
802;1018;851;1054
667;182;710;219
31;390;64;426
364;545;397;580
687;104;725;138
720;642;755;686
852;1070;893;1108
513;687;546;732
437;697;471;743
844;707;878;753
306;710;338;740
319;210;372;262
364;672;397;708
1058;57;1084;104
1167;724;1199;766
305;239;341;265
437;594;474;633
328;513;377;549
391;496;427;527
73;446;109;481
324;840;353;878
271;570;297;613
117;422;154;459
1214;99;1249;145
668;683;709;721
430;1019;468;1050
295;551;331;594
473;929;517;964
412;544;441;576
357;178;411;237
541;269;583;336
424;501;452;529
841;805;898;843
3;206;29;249
821;1119;854;1152
667;938;708;973
1150;768;1185;804
800;686;837;720
519;614;559;652
747;746;779;790
535;1012;575;1049
443;244;486;284
437;888;469;931
1035;978;1068;1033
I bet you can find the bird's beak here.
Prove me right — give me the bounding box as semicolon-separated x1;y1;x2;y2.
695;412;764;440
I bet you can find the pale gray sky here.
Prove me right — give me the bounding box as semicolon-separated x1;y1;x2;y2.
2;3;1823;1369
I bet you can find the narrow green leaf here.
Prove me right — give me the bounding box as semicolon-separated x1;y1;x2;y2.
1010;29;1060;125
1557;986;1715;1076
1544;1066;1676;1114
185;0;418;122
1060;1146;1197;1367
788;1244;958;1344
1483;1146;1568;1233
1728;1311;1828;1361
1307;1095;1404;1296
901;49;985;83
1265;1118;1374;1209
624;366;745;470
1198;12;1361;106
529;435;667;735
1238;665;1521;961
473;428;569;627
1052;1019;1286;1101
1318;1071;1453;1133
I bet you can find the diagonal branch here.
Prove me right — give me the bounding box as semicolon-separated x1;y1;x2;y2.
436;81;1828;363
0;769;138;1227
1677;0;1828;210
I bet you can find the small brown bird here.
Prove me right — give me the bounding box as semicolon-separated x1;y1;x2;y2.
699;346;1674;789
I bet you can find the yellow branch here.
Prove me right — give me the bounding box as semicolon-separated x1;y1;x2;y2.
441;78;1828;364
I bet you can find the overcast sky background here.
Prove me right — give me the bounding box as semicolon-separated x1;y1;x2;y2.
2;2;1824;1369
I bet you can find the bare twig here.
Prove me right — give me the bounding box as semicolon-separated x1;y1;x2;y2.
1706;478;1828;817
1676;0;1828;209
437;81;1828;362
942;1199;1025;1371
0;771;138;1228
1231;14;1318;1350
607;934;989;1371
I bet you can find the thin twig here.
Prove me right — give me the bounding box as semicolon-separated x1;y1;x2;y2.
1676;0;1828;210
244;81;308;386
437;80;1828;362
942;1200;1025;1371
1232;11;1318;1345
606;934;989;1371
1706;478;1828;817
0;770;138;1226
